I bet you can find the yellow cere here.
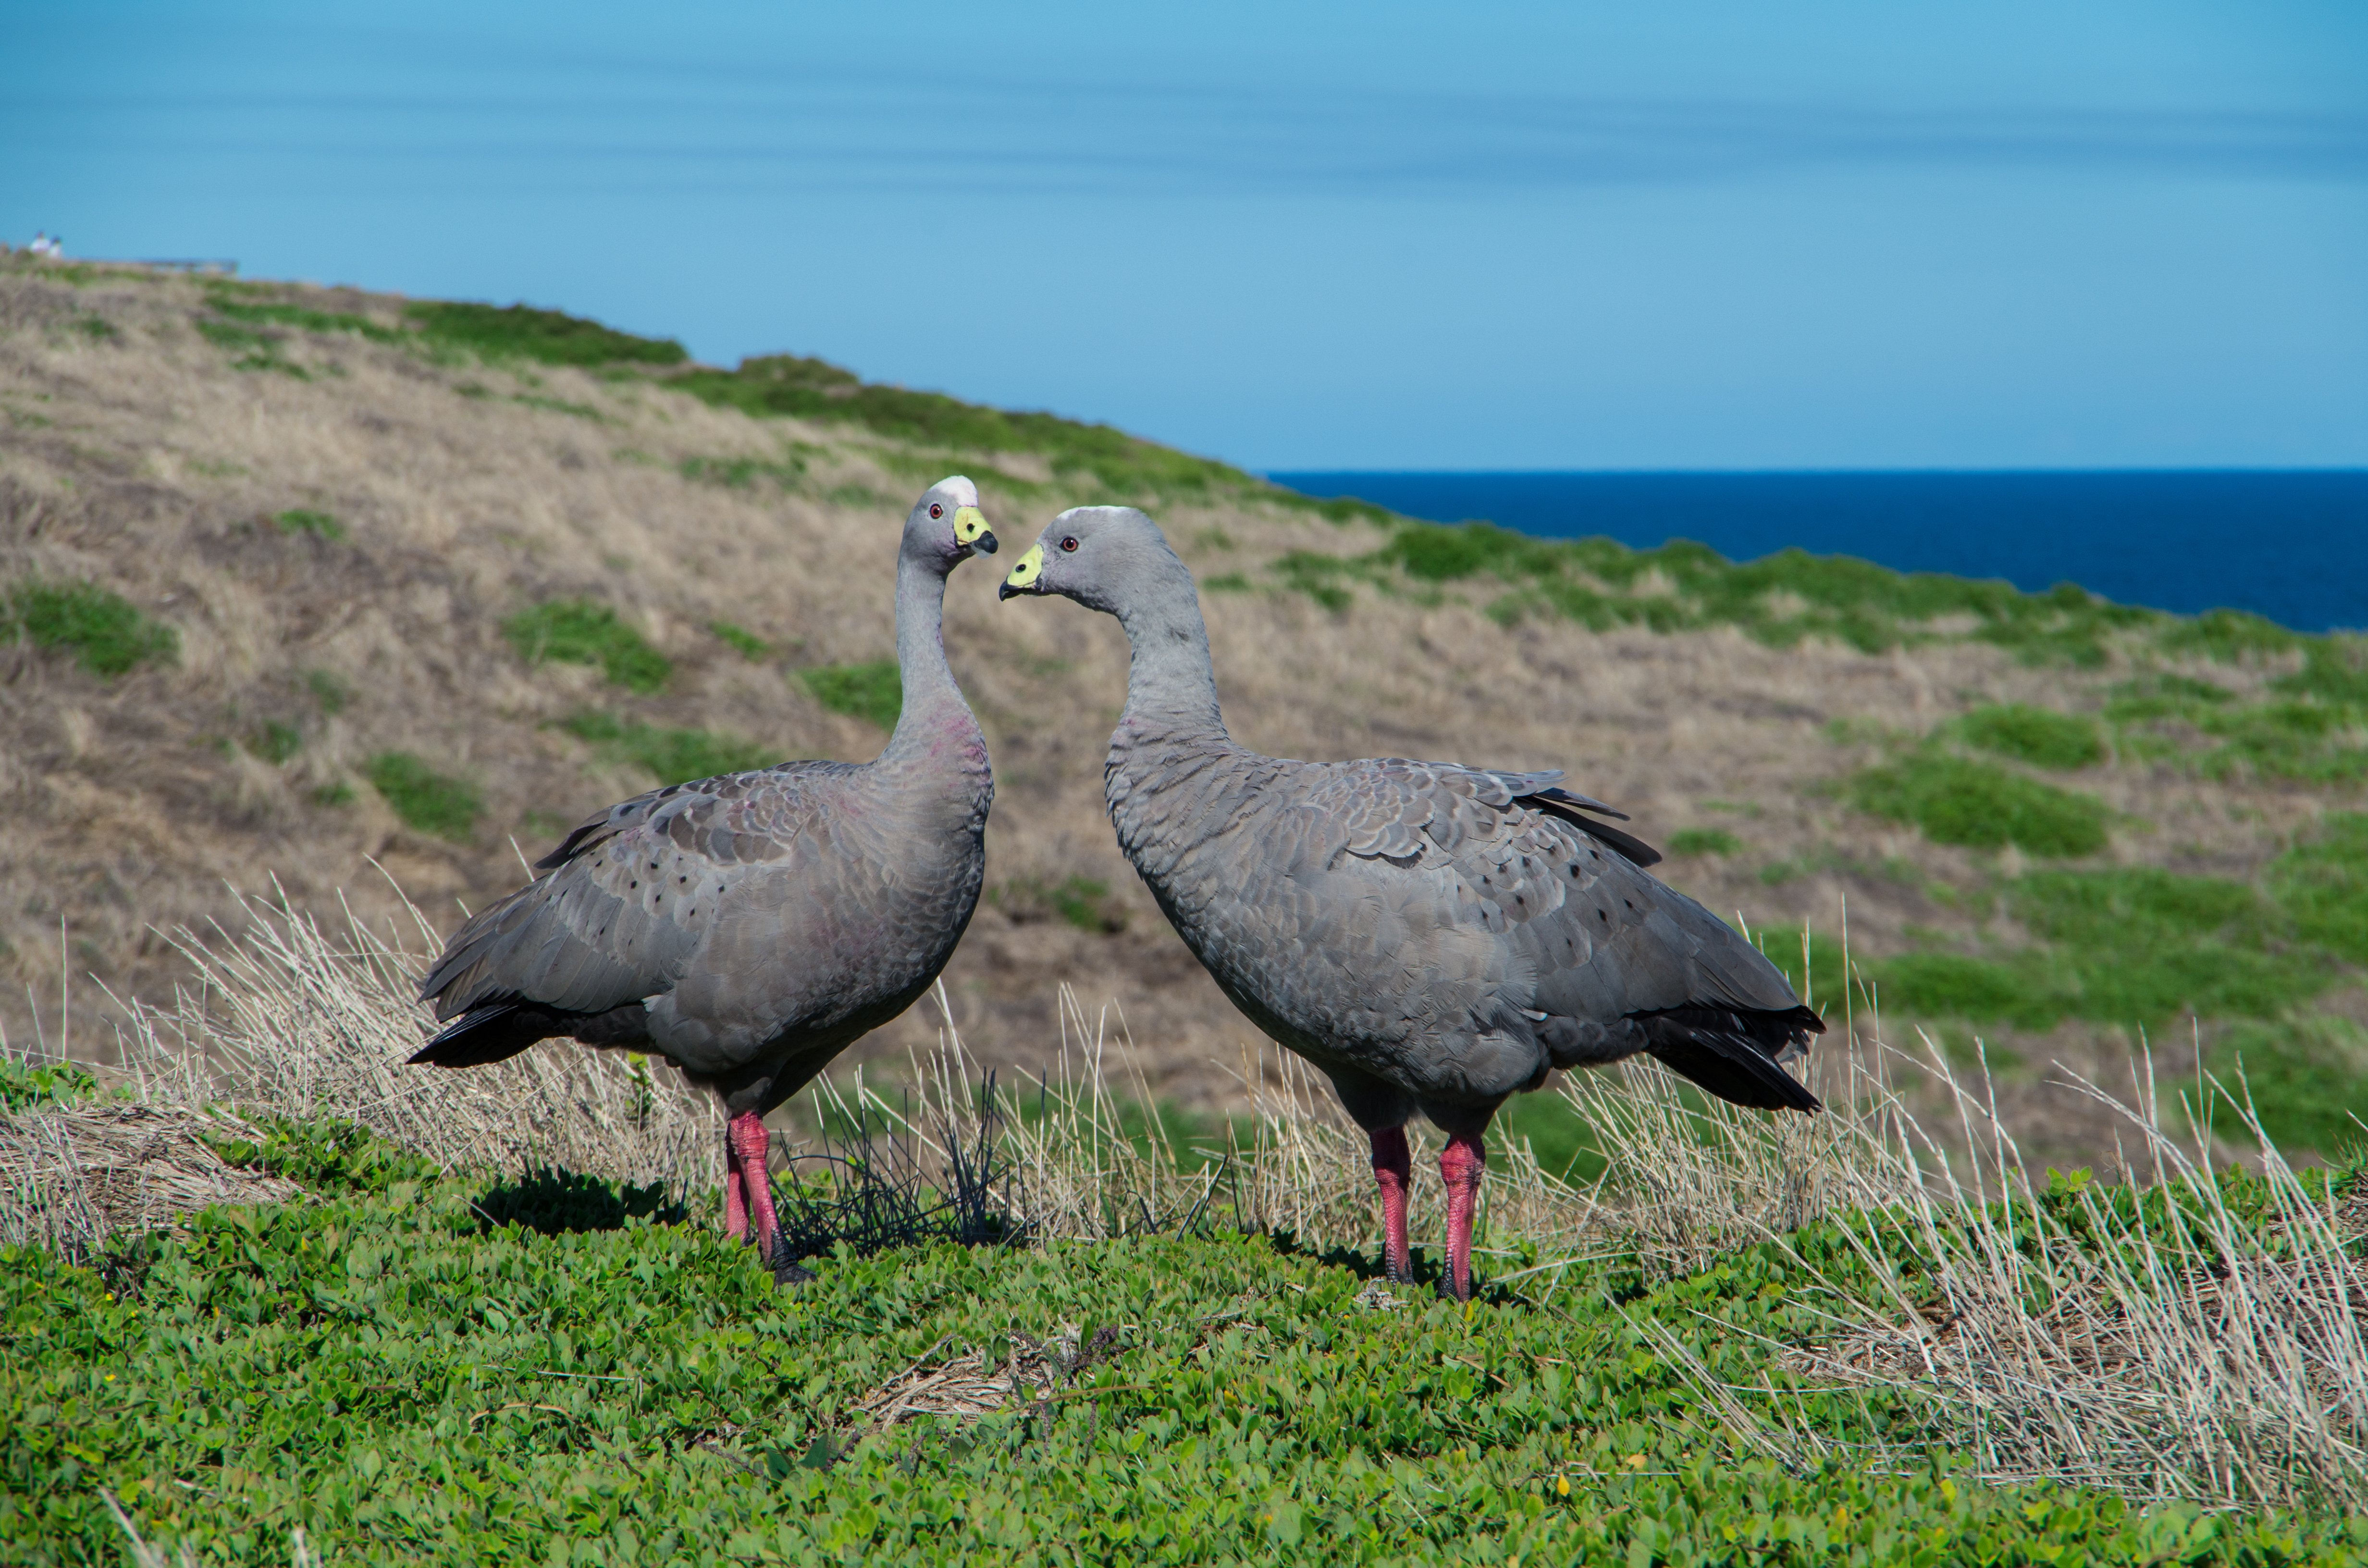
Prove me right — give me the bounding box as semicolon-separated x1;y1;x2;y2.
1005;543;1044;590
953;505;990;545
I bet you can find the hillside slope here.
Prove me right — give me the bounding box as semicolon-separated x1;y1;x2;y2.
5;255;2365;1165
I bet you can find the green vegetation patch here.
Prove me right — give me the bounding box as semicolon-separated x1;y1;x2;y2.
503;600;671;693
405;301;687;367
2206;1016;2368;1156
707;620;770;661
1848;754;2110;858
365;751;481;840
1877;868;2327;1033
207;294;403;344
1;578;177;676
1957;703;2104;770
798;660;901;730
669;353;1248;506
1665;827;1742;858
7;1156;2334;1566
247;719;303;764
1277;521;2163;662
0;1056;101;1114
471;1165;687;1236
194;316;310;378
2108;647;2368;784
559;710;778;785
679;454;805;490
271;507;345;541
990;875;1129;934
2269;812;2368;966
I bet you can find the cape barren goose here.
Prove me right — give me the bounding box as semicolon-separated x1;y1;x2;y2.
1000;506;1821;1299
412;478;999;1278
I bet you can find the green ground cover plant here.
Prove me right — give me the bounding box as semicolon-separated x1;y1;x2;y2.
502;600;672;694
10;1136;2350;1567
680;454;807;490
364;752;481;841
1;578;177;677
246;720;302;765
558;711;779;785
1847;754;2110;857
797;661;900;731
2206;1016;2368;1157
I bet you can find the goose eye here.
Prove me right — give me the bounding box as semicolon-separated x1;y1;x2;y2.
1060;537;1079;552
929;503;944;519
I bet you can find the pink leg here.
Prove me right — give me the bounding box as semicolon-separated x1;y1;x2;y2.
1370;1126;1414;1283
724;1160;749;1241
728;1111;781;1264
1439;1132;1487;1302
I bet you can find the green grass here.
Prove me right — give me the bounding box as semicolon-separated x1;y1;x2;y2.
989;876;1128;934
271;508;345;542
667;353;1250;506
206;294;403;345
1875;867;2332;1034
2269;813;2368;966
1957;703;2104;769
2206;1015;2368;1156
364;752;481;841
797;661;901;730
1665;828;1742;858
708;621;771;661
502;600;672;694
403;301;688;368
247;720;302;765
558;711;779;785
72;316;118;342
1275;522;2164;663
679;454;806;490
1;578;177;677
1847;754;2110;858
305;668;352;715
10;1123;2346;1566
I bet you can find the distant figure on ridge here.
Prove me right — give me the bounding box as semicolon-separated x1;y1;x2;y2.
411;479;1000;1282
1000;505;1822;1301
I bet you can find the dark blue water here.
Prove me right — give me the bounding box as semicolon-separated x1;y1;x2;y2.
1265;471;2368;634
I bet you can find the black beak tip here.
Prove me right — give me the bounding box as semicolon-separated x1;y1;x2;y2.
974;531;999;555
997;580;1019;601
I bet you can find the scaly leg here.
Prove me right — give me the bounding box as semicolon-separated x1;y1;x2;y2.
1439;1132;1487;1303
1370;1126;1414;1283
728;1111;781;1264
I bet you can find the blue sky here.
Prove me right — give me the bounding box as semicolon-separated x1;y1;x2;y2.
5;2;2364;470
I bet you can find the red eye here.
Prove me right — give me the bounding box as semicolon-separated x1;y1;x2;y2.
1060;537;1079;552
929;503;943;519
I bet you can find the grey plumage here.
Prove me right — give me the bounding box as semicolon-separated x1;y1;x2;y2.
1001;506;1819;1296
413;478;999;1267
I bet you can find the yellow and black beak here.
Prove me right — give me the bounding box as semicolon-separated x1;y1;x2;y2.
954;505;997;555
998;542;1045;601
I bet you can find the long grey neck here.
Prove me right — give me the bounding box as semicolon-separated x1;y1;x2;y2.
880;551;979;766
1113;560;1229;744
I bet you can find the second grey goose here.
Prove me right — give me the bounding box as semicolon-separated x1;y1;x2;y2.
412;478;999;1277
1000;506;1821;1300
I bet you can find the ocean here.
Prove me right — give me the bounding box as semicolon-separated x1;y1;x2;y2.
1264;470;2368;634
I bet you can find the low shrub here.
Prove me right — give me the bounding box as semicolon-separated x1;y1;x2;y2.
271;507;345;541
1665;828;1742;858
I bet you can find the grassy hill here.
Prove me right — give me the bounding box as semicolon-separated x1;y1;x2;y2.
8;255;2368;1564
4;252;2368;1172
